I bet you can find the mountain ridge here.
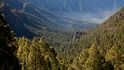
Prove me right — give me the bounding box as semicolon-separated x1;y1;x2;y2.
1;0;97;39
69;7;124;70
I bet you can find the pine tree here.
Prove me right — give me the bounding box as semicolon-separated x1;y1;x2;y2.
17;37;30;70
83;43;103;70
72;48;89;70
105;45;121;69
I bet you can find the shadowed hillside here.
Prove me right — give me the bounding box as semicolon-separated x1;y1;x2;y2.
0;13;21;70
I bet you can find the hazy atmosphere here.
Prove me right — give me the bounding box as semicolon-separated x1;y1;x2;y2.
1;0;124;70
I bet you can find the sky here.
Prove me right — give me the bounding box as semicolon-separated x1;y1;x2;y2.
27;0;124;24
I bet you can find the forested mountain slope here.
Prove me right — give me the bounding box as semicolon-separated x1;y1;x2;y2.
0;12;66;70
1;0;124;70
70;7;124;70
0;0;75;55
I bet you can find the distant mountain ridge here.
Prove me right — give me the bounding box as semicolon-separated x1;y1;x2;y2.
1;0;98;38
1;0;62;37
28;0;124;23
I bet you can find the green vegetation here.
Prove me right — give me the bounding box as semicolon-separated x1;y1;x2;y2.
17;37;66;70
1;5;124;70
69;7;124;70
0;12;66;70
